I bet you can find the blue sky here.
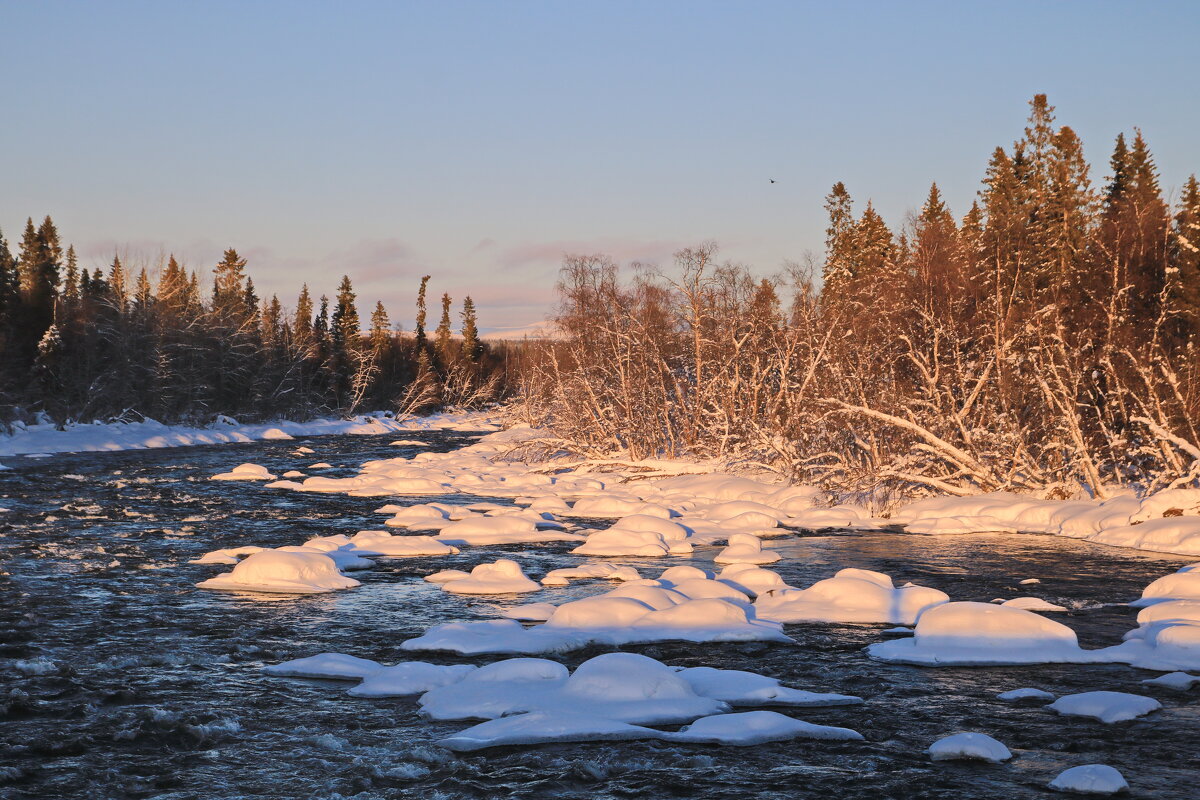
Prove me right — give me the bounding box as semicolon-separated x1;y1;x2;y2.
3;1;1197;331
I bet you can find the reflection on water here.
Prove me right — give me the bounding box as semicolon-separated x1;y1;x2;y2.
0;433;1196;799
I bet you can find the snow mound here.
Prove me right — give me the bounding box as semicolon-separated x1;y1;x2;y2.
572;527;689;557
1001;596;1068;612
755;568;948;625
348;663;477;697
211;463;277;481
674;666;861;707
263;653;382;679
867;601;1099;665
402;593;790;655
1047;691;1161;723
1049;764;1129;794
540;563;641;586
1129;565;1200;606
717;564;788;597
344;531;459;557
671;710;863;745
420;653;726;724
715;533;781;564
196;550;360;594
927;732;1012;762
437;516;584;546
1141;671;1199;690
439;560;540;594
439;711;660;751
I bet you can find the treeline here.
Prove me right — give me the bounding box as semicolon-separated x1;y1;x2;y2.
0;224;508;425
522;96;1200;501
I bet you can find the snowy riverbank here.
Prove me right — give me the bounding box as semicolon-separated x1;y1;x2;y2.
0;410;503;465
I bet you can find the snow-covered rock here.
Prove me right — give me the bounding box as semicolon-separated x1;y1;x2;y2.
211;462;277;481
927;732;1012;762
1140;671;1199;690
196;550;360;594
1048;764;1129;794
348;662;477;697
868;601;1100;665
335;531;458;557
438;560;540;594
756;568;948;625
1047;691;1161;723
263;653;382;679
670;710;863;745
540;563;641;586
674;666;861;707
1001;596;1068;612
437;516;584;546
714;533;780;565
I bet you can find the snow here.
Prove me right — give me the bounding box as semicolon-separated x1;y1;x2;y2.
348;663;477;697
436;516;584;546
540;563;641;586
210;463;277;481
1000;596;1068;612
1048;764;1129;794
714;533;781;564
927;732;1012;762
1129;564;1200;606
437;560;540;594
867;601;1102;665
0;411;423;458
196;550;360;594
755;568;948;625
891;489;1200;557
402;591;791;655
438;711;661;751
420;653;725;724
337;531;459;557
572;527;690;557
674;667;861;707
1047;691;1161;723
670;710;863;745
716;564;788;597
263;653;383;680
1140;671;1199;690
997;687;1055;702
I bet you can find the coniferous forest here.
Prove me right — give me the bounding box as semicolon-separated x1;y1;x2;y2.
0;229;508;427
523;96;1200;501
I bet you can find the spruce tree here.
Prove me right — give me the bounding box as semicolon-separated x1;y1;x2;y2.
435;292;453;359
212;248;248;313
1170;174;1200;338
415;274;430;347
821;182;855;302
294;284;314;345
460;296;481;361
108;255;128;314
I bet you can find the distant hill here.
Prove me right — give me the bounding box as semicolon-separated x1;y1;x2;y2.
481;322;557;341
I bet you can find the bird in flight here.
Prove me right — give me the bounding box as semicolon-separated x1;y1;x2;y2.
769;179;777;184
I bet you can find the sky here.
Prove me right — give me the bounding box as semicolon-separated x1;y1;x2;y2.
2;1;1198;333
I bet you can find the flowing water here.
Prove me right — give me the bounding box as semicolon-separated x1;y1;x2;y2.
1;433;1197;799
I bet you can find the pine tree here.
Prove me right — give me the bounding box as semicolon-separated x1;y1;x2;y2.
911;183;966;315
62;245;80;309
1040;125;1095;301
460;296;482;361
370;301;391;351
0;228;18;335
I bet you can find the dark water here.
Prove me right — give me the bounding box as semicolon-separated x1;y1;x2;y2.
1;433;1197;799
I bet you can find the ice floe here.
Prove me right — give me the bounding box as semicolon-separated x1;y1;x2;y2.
1140;671;1199;690
540;563;641;586
348;663;477;697
262;653;383;679
1000;596;1068;612
196;550;360;594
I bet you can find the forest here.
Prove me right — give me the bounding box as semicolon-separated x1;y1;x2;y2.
0;232;509;426
519;96;1200;503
